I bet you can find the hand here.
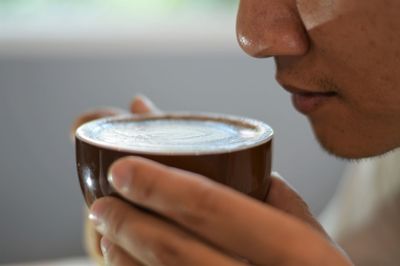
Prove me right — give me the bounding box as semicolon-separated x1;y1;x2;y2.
88;160;352;265
71;95;161;265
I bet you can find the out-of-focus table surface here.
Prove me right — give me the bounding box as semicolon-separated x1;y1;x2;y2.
2;258;96;266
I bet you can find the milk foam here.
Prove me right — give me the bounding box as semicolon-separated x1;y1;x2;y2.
77;115;273;154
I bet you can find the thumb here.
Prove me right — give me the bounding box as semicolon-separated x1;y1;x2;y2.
266;172;328;236
130;95;162;115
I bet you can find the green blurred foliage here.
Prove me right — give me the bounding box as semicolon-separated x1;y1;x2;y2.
0;0;237;12
0;0;238;22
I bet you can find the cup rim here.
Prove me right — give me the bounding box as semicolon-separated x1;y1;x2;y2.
75;112;273;156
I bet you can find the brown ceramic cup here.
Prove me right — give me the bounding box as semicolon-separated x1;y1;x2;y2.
75;113;273;206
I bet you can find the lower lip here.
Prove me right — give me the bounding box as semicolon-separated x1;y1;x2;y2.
292;93;336;114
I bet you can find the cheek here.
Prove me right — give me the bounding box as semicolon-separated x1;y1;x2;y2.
306;5;400;116
293;1;400;157
297;0;339;31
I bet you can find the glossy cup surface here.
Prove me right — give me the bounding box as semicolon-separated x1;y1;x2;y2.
75;113;273;206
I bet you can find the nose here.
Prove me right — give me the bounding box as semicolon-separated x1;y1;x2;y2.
237;0;309;58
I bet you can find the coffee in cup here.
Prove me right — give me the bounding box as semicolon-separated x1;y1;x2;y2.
75;113;273;206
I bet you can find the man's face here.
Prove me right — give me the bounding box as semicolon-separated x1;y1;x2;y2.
237;0;400;159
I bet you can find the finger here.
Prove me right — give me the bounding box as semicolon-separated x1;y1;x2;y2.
80;95;159;264
265;172;328;236
90;197;244;266
70;107;127;140
130;95;162;115
107;157;331;265
85;210;104;265
101;237;144;266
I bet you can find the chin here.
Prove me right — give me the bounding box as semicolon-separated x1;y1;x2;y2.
310;121;399;160
316;137;372;160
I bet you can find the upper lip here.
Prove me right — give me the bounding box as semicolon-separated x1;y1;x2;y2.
281;84;337;96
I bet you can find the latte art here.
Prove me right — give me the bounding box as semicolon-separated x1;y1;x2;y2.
77;114;273;155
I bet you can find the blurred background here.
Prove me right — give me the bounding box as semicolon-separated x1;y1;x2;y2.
0;0;346;264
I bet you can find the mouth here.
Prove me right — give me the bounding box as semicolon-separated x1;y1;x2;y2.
282;85;338;115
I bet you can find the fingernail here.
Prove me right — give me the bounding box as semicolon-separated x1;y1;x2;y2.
135;93;147;102
271;171;289;185
271;171;297;191
271;171;284;180
89;201;107;234
133;94;150;109
134;94;160;114
108;158;134;195
101;237;112;256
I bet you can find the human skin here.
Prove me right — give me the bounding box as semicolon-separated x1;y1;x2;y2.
80;0;400;265
76;98;331;265
237;0;400;158
78;98;351;265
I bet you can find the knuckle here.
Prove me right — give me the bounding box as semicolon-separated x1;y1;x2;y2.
103;244;116;265
136;222;189;266
104;245;125;266
150;236;185;266
126;221;152;249
131;160;162;202
180;184;219;227
105;206;127;238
